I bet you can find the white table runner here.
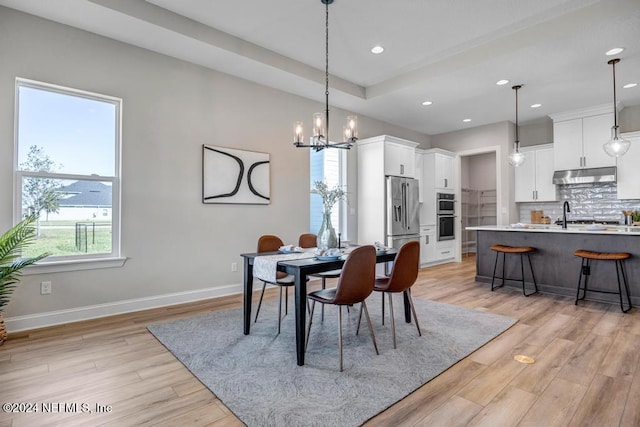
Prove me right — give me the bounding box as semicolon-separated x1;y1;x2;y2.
254;252;316;283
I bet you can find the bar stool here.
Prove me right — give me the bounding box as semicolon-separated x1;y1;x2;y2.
490;245;538;296
574;250;632;313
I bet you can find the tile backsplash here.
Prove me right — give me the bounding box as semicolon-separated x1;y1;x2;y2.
518;183;640;224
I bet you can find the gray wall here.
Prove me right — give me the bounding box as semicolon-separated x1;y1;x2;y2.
0;7;428;326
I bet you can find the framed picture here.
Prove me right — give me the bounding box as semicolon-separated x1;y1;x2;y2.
202;145;270;204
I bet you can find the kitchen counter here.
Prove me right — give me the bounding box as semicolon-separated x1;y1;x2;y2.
468;226;640;307
466;224;640;236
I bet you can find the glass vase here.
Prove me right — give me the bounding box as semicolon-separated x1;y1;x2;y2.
317;212;338;249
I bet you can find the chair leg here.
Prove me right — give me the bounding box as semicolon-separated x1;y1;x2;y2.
407;288;422;337
277;286;283;335
305;300;316;351
388;292;397;349
381;292;385;325
526;252;538;296
362;300;379;356
501;252;506;287
338;306;343;372
356;303;363;335
616;260;632;313
254;282;267;322
321;278;326;322
491;251;500;291
284;286;288;316
619;260;633;313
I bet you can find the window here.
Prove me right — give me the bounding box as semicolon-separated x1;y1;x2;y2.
309;148;347;239
14;79;121;266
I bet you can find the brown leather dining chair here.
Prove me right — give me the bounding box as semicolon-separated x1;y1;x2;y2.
254;234;295;335
306;245;379;371
298;233;342;321
363;240;421;349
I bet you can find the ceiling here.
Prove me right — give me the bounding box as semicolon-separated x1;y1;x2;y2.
2;0;639;136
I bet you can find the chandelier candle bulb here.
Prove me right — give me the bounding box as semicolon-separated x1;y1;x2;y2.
313;113;324;138
294;122;304;144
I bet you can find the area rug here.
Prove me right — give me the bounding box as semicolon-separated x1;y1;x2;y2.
148;293;516;426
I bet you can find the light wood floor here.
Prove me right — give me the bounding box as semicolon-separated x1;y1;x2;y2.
2;255;640;426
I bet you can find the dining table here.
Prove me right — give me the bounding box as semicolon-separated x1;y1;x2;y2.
241;247;410;366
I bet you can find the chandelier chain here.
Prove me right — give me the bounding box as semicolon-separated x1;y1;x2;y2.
325;0;330;138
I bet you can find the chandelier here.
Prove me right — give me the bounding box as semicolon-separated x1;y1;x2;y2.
603;58;630;157
508;85;525;167
293;0;357;151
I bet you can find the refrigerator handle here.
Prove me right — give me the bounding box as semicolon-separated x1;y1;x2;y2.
405;182;410;230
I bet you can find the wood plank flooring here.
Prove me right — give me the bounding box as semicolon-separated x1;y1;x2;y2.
1;255;639;426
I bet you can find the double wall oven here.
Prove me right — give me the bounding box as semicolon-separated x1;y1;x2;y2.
436;192;456;241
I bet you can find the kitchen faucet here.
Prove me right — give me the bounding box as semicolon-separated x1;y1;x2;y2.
562;201;570;229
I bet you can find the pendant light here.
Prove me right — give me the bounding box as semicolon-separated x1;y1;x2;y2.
603;58;630;157
508;85;525;167
292;0;357;151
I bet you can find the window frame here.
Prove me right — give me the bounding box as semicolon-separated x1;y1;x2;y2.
13;78;124;273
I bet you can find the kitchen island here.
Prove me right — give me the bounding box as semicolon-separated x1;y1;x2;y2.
467;225;640;307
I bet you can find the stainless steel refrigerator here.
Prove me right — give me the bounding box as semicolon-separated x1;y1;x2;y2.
386;176;420;249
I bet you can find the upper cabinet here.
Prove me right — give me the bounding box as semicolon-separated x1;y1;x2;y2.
514;144;557;202
551;105;615;171
423;149;456;191
383;139;416;177
616;132;640;200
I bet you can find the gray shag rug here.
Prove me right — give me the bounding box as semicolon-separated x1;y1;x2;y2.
148;293;516;427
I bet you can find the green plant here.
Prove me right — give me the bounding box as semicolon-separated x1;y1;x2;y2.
633;211;640;223
0;215;49;312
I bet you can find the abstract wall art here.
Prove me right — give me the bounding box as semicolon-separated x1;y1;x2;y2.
202;145;270;204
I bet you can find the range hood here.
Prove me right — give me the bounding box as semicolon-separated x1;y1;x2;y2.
552;167;617;185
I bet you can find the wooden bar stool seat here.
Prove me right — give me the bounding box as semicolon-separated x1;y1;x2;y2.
490;245;538;296
574;249;632;313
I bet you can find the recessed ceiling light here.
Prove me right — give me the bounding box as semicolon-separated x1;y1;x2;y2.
421;101;433;106
496;79;510;86
463;118;472;123
371;45;384;54
531;103;542;108
623;83;638;89
606;47;624;56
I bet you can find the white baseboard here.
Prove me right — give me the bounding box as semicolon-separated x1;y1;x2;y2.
5;282;246;333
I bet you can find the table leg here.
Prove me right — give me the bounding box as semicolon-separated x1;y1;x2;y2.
403;290;412;323
243;257;253;335
295;271;307;366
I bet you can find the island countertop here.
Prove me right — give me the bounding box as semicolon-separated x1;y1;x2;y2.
469;226;640;307
466;224;640;236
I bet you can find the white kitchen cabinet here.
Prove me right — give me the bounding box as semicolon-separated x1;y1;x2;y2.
514;144;557;202
419;225;436;265
415;151;424;203
357;135;419;246
551;106;615;171
616;131;640;200
435;240;455;261
435;153;456;190
384;140;415;177
422;149;457;191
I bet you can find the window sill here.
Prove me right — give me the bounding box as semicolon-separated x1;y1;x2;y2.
23;257;127;274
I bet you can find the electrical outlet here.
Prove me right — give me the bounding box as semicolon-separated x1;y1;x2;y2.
231;262;238;272
40;281;52;295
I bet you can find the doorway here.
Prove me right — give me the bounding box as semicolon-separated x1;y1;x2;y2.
460;152;497;256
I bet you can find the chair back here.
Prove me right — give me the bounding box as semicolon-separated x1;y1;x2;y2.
257;235;284;253
386;241;420;292
298;233;316;248
333;245;376;305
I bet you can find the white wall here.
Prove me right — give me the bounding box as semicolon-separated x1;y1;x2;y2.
0;7;428;329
